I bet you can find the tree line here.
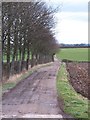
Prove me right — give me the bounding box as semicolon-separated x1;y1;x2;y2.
2;2;59;79
60;44;90;48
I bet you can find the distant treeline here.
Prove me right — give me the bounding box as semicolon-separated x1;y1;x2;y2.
60;44;90;48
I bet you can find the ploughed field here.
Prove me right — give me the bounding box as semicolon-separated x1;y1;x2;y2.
66;62;89;99
57;48;89;99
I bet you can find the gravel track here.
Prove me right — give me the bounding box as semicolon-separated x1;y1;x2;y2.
2;60;66;119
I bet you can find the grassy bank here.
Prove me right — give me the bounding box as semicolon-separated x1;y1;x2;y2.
56;48;89;61
56;63;88;118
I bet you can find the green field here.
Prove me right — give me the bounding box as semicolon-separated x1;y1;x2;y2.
56;48;90;61
3;53;31;63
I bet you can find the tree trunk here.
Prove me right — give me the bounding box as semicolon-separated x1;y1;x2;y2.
21;40;26;71
52;54;54;62
6;43;10;79
31;53;34;68
26;48;30;70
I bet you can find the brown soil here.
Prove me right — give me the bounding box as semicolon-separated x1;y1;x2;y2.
2;60;67;119
66;62;89;99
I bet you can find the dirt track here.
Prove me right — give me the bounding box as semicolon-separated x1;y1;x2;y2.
2;60;66;118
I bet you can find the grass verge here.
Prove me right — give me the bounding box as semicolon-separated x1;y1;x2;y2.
56;63;88;118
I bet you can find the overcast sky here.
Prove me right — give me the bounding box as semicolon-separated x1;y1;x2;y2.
45;0;88;44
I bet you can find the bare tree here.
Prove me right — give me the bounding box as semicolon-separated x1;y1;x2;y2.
2;2;59;79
